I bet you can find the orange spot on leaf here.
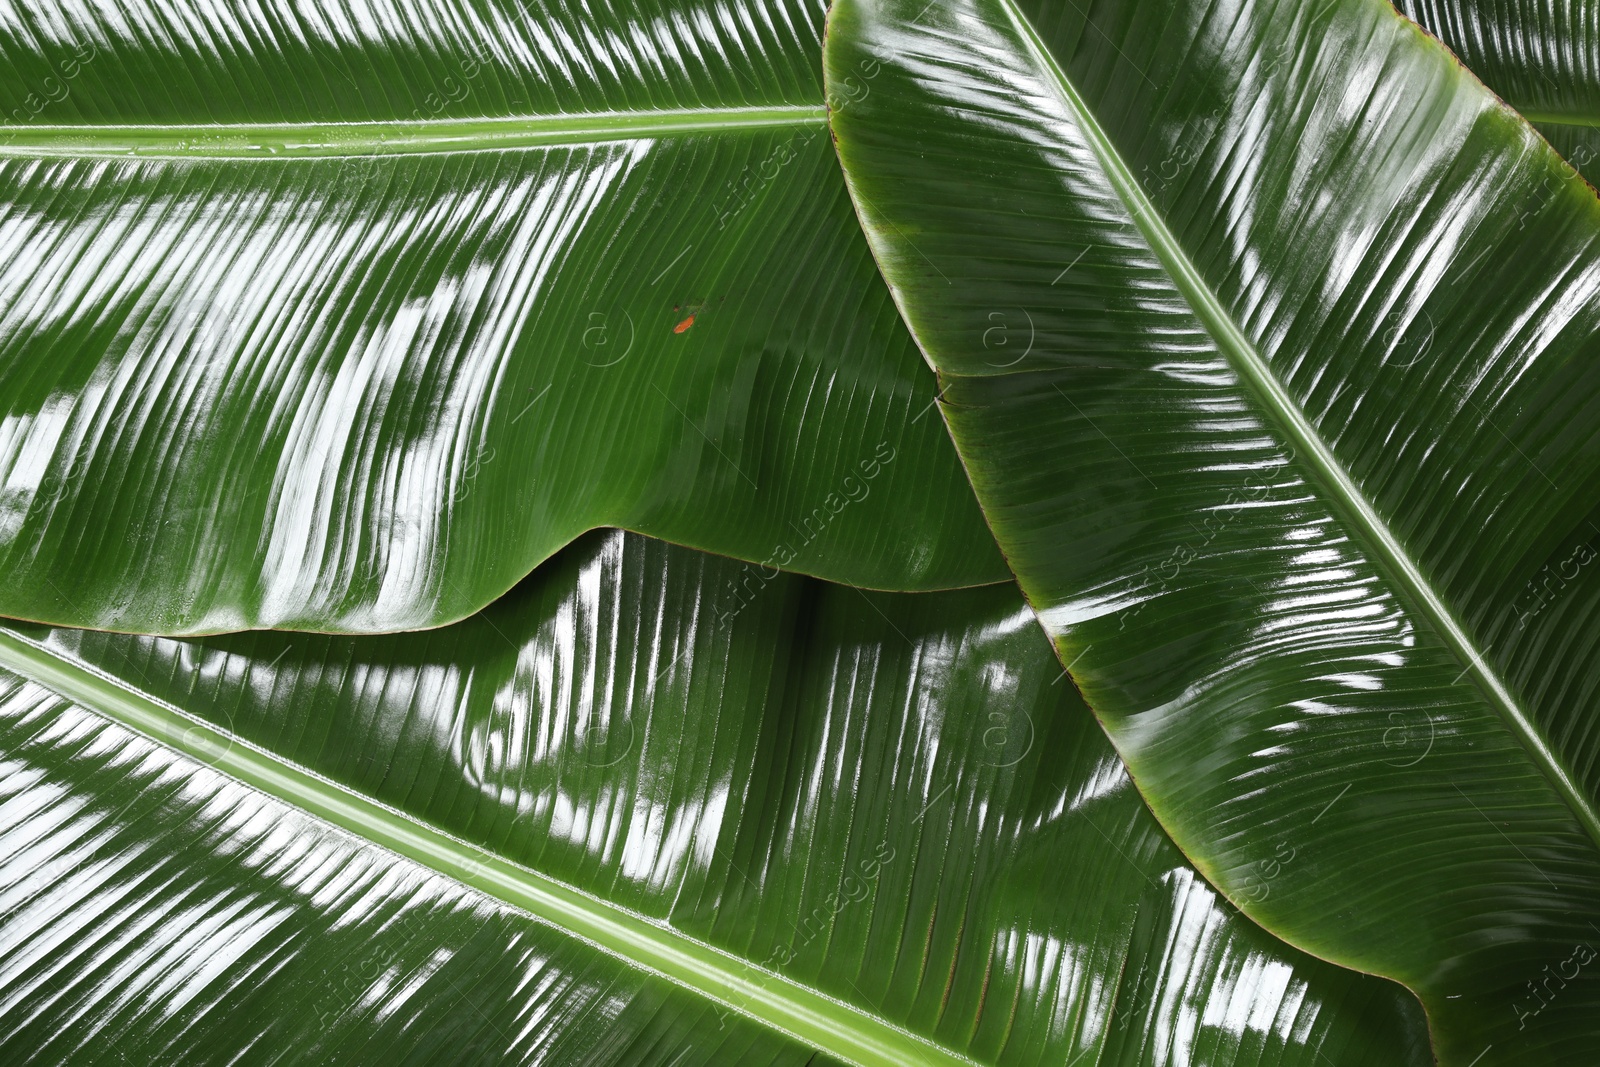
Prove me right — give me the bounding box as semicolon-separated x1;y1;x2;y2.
673;314;696;334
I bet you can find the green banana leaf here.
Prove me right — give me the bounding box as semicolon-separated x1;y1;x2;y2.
0;530;1428;1065
0;0;1006;636
827;0;1600;1062
1397;0;1600;182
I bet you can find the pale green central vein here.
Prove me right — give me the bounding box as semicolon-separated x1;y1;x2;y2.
0;105;827;158
996;0;1600;855
1517;109;1600;130
0;629;974;1067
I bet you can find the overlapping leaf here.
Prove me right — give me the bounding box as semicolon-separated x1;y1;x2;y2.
1398;0;1600;181
0;0;1006;636
0;530;1428;1065
828;0;1600;1061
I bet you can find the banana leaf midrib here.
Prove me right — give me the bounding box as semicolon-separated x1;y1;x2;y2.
0;105;827;158
1510;110;1600;130
0;626;976;1067
990;0;1600;852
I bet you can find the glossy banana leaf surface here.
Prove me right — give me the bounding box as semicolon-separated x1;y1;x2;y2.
0;530;1430;1066
827;0;1600;1061
0;0;1006;636
1397;0;1600;181
0;707;815;1067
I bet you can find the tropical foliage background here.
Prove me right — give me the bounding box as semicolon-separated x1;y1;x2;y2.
0;0;1595;1064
